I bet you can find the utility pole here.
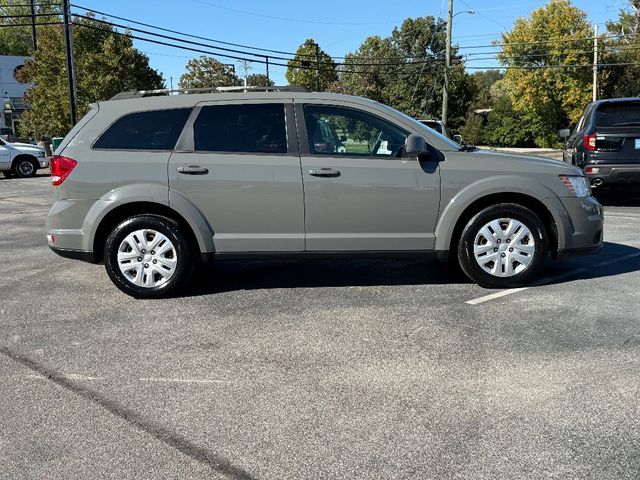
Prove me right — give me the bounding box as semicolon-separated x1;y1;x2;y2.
265;56;270;84
442;0;453;128
592;24;598;101
29;0;36;50
62;0;77;126
314;42;320;91
241;60;251;88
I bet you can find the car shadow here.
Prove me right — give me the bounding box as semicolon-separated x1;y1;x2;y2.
184;256;470;297
540;241;640;285
593;188;640;207
179;241;640;297
0;172;50;181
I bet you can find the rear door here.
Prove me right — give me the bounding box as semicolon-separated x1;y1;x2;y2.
593;101;640;164
297;102;441;251
168;99;304;253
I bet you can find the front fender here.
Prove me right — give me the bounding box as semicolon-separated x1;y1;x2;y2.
434;175;568;252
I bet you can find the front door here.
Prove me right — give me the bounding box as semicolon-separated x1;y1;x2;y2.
169;100;304;253
298;103;441;251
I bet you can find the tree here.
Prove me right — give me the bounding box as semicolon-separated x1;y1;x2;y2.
178;56;240;89
470;70;503;109
285;39;337;91
18;14;164;137
497;0;593;147
484;79;536;147
0;1;60;55
459;112;484;145
339;17;475;133
602;1;640;98
246;73;274;87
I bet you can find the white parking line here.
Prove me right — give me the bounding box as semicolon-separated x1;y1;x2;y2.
466;251;640;305
138;377;226;384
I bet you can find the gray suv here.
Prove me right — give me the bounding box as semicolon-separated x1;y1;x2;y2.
46;87;604;298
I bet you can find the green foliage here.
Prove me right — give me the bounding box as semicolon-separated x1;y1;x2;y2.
179;56;240;89
18;15;163;137
459;112;484;145
339;17;475;133
0;1;61;55
484;80;536;147
246;73;274;87
601;1;640;98
285;39;337;91
470;70;503;109
497;0;593;147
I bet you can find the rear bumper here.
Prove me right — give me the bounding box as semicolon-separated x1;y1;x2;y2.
584;163;640;185
556;195;604;258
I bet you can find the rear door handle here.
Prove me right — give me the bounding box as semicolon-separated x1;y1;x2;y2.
177;165;209;175
309;168;341;178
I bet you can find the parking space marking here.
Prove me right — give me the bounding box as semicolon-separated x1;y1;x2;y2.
138;377;226;385
466;251;640;305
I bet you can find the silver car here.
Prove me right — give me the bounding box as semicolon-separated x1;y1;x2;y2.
46;88;603;298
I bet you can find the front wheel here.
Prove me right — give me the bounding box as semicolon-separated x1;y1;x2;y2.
104;215;194;298
12;157;38;178
457;204;548;288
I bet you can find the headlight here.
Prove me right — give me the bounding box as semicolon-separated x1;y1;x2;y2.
37;150;46;157
559;175;590;197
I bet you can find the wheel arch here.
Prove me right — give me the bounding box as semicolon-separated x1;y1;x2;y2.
92;201;212;263
436;191;560;259
11;153;38;170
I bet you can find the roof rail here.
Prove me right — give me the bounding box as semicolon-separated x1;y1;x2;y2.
109;85;308;100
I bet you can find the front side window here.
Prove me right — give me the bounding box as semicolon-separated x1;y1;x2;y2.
93;108;191;150
194;103;287;153
304;105;408;157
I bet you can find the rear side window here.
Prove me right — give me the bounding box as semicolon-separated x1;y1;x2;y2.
93;108;191;150
595;102;640;127
193;104;287;153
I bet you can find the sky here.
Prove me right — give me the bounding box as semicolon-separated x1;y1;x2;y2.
73;0;632;87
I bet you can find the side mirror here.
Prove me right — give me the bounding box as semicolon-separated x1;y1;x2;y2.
405;134;427;155
558;128;571;139
453;134;463;144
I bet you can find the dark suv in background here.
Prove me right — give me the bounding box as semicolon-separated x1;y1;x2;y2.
560;97;640;188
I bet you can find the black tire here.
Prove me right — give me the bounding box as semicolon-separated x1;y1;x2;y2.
104;215;194;299
12;156;38;178
2;170;15;178
457;203;548;288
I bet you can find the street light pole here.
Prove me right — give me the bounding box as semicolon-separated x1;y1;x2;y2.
442;0;454;129
62;0;77;126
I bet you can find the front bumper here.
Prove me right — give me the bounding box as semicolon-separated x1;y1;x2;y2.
556;195;604;258
39;157;49;169
584;163;640;185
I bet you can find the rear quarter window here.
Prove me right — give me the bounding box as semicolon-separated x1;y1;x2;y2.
93;108;192;150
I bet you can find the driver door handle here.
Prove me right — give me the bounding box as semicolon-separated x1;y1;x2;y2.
309;168;341;178
177;165;209;175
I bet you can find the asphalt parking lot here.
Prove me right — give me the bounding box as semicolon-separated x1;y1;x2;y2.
1;173;640;479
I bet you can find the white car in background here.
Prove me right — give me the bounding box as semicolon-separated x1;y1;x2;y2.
0;137;48;178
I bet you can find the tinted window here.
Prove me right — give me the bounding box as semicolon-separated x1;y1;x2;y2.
194;104;287;153
595;102;640;127
420;120;443;134
94;108;191;150
304;105;408;157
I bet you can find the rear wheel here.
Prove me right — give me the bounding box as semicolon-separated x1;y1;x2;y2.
12;157;38;178
457;204;548;288
104;215;193;298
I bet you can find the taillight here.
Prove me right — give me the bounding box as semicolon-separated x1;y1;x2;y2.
583;133;597;151
50;155;77;186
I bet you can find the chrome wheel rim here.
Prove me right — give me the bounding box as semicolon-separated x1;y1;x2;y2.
18;160;34;176
473;218;535;278
117;229;177;288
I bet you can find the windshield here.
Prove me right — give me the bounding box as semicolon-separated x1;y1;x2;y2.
373;102;462;150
